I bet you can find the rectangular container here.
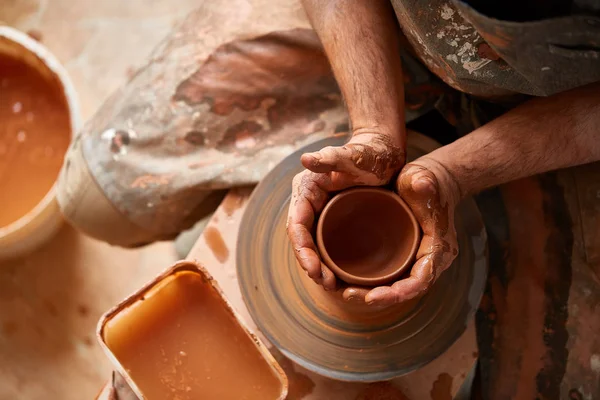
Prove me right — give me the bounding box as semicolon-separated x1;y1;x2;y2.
97;260;288;400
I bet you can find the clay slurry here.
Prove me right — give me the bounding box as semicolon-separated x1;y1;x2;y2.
320;190;416;280
0;54;70;228
103;271;282;400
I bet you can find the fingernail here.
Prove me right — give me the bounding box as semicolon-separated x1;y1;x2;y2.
345;296;357;303
365;296;378;305
310;152;322;160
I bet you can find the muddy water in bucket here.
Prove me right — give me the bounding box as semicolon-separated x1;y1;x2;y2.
0;54;70;228
101;267;285;400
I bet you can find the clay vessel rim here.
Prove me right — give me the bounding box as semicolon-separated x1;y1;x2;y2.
316;187;421;286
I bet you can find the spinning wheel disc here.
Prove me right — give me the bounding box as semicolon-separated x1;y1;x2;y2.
237;132;487;381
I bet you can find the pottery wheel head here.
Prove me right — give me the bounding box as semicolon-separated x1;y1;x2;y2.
237;132;487;382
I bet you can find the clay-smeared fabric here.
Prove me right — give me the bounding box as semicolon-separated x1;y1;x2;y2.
57;0;600;397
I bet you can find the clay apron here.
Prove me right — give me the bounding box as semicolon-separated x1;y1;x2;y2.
390;0;600;128
389;1;600;398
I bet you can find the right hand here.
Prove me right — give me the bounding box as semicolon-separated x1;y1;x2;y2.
360;159;461;306
286;131;405;290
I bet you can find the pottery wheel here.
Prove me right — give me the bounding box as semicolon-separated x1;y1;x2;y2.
237;132;487;382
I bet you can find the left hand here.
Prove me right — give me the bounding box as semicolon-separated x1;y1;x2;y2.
344;158;462;306
287;131;405;290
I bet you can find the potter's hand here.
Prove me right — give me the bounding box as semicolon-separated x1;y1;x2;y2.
347;159;460;306
287;132;405;290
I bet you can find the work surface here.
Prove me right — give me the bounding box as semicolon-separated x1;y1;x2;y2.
94;165;600;400
2;1;600;399
96;187;478;400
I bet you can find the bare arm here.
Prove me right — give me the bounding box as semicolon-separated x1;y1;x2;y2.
367;82;600;306
288;0;408;290
424;82;600;198
302;0;405;145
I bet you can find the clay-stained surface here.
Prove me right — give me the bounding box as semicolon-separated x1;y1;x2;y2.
79;11;347;240
0;226;178;400
96;185;478;399
184;187;479;398
475;168;600;399
0;0;192;398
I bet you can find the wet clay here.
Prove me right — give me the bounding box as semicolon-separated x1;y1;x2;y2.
238;133;487;380
204;226;229;263
0;54;70;228
317;188;420;286
103;271;283;400
346;134;404;180
355;382;409;400
430;373;453;400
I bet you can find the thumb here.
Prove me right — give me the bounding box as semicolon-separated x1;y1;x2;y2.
300;145;353;173
397;165;441;235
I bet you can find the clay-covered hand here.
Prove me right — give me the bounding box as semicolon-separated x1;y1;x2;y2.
287;132;405;290
347;159;461;306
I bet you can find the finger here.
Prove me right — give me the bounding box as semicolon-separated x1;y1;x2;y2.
300;145;354;173
342;286;370;303
287;174;322;278
288;223;337;288
320;264;337;291
416;233;456;265
397;164;460;241
364;253;435;306
397;165;441;234
287;204;321;279
287;172;338;286
288;228;321;279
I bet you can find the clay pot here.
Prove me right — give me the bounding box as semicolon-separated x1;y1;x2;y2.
316;188;420;286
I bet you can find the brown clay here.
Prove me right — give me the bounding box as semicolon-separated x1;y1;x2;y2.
316;187;420;286
238;133;488;381
0;53;71;228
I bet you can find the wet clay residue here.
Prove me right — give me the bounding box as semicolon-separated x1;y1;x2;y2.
221;193;248;217
78;304;90;317
478;176;574;399
82;336;94;347
130;173;173;189
217;121;263;151
103;271;283;400
172;29;340;153
0;54;71;228
203;226;229;263
347;134;404;181
44;299;58;317
2;320;18;337
355;382;409;400
430;373;453;400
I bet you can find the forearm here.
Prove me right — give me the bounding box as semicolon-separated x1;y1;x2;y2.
422;82;600;198
302;0;405;144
